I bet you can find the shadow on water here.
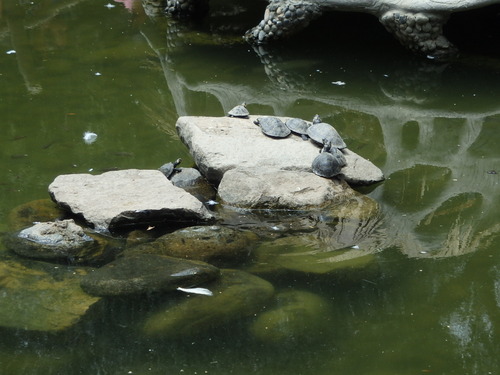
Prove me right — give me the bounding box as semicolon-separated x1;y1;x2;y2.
0;0;500;374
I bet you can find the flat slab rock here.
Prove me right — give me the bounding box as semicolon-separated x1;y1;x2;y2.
176;116;384;186
48;169;214;232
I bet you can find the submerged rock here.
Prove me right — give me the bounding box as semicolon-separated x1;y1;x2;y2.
48;169;214;232
80;253;220;297
0;259;99;331
7;198;66;231
142;269;275;338
249;290;334;345
382;164;451;213
127;225;258;265
251;234;376;275
218;167;355;209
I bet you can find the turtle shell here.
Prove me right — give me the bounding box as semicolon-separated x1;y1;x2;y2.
285;118;310;135
159;158;182;179
312;147;346;178
307;122;346;149
255;117;291;138
227;104;249;118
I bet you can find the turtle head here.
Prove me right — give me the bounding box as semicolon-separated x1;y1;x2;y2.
322;139;332;152
174;158;182;167
312;114;322;124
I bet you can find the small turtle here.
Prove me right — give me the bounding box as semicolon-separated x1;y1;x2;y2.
254;116;291;138
285;118;311;140
312;114;322;124
227;103;250;118
312;140;346;178
307;116;346;149
159;158;182;179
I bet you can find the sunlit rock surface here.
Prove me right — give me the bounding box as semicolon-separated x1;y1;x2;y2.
126;225;258;265
249;290;334;345
218;167;355;209
176;116;384;186
80;253;220;296
0;259;99;331
48;169;214;232
142;269;275;338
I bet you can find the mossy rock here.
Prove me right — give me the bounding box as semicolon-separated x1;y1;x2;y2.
7;199;66;231
249;290;334;345
142;269;275;338
80;253;220;296
251;234;375;275
0;259;99;331
127;225;258;265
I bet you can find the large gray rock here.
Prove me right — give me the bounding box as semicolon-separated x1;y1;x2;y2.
48;169;214;232
218;167;354;209
176;116;384;186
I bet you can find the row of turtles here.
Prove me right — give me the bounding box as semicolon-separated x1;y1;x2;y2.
227;104;347;178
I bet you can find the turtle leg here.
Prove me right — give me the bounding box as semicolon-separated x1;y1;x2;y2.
245;0;322;44
379;10;458;59
165;0;209;18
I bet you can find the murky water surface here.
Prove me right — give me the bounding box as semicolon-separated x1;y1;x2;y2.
1;1;499;374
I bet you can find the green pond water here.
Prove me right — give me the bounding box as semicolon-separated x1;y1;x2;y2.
1;1;500;374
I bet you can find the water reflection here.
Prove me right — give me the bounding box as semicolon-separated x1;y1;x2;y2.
140;5;500;260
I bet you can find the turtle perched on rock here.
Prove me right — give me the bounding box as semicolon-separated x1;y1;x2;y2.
254;116;291;138
312;140;346;178
285;118;311;140
227;103;250;118
308;115;346;149
159;158;182;179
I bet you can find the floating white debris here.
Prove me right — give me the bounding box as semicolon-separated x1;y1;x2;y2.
351;245;360;249
331;81;346;86
83;131;98;144
205;199;218;206
6;50;16;55
94;72;102;76
177;287;213;296
104;3;116;8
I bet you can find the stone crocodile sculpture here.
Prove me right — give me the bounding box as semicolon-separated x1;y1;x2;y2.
244;0;500;58
150;0;500;58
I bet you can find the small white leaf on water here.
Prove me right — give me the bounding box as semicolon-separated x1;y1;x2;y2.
6;50;16;55
177;287;213;296
94;72;102;76
351;245;360;249
104;3;116;8
83;131;98;144
331;81;346;86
